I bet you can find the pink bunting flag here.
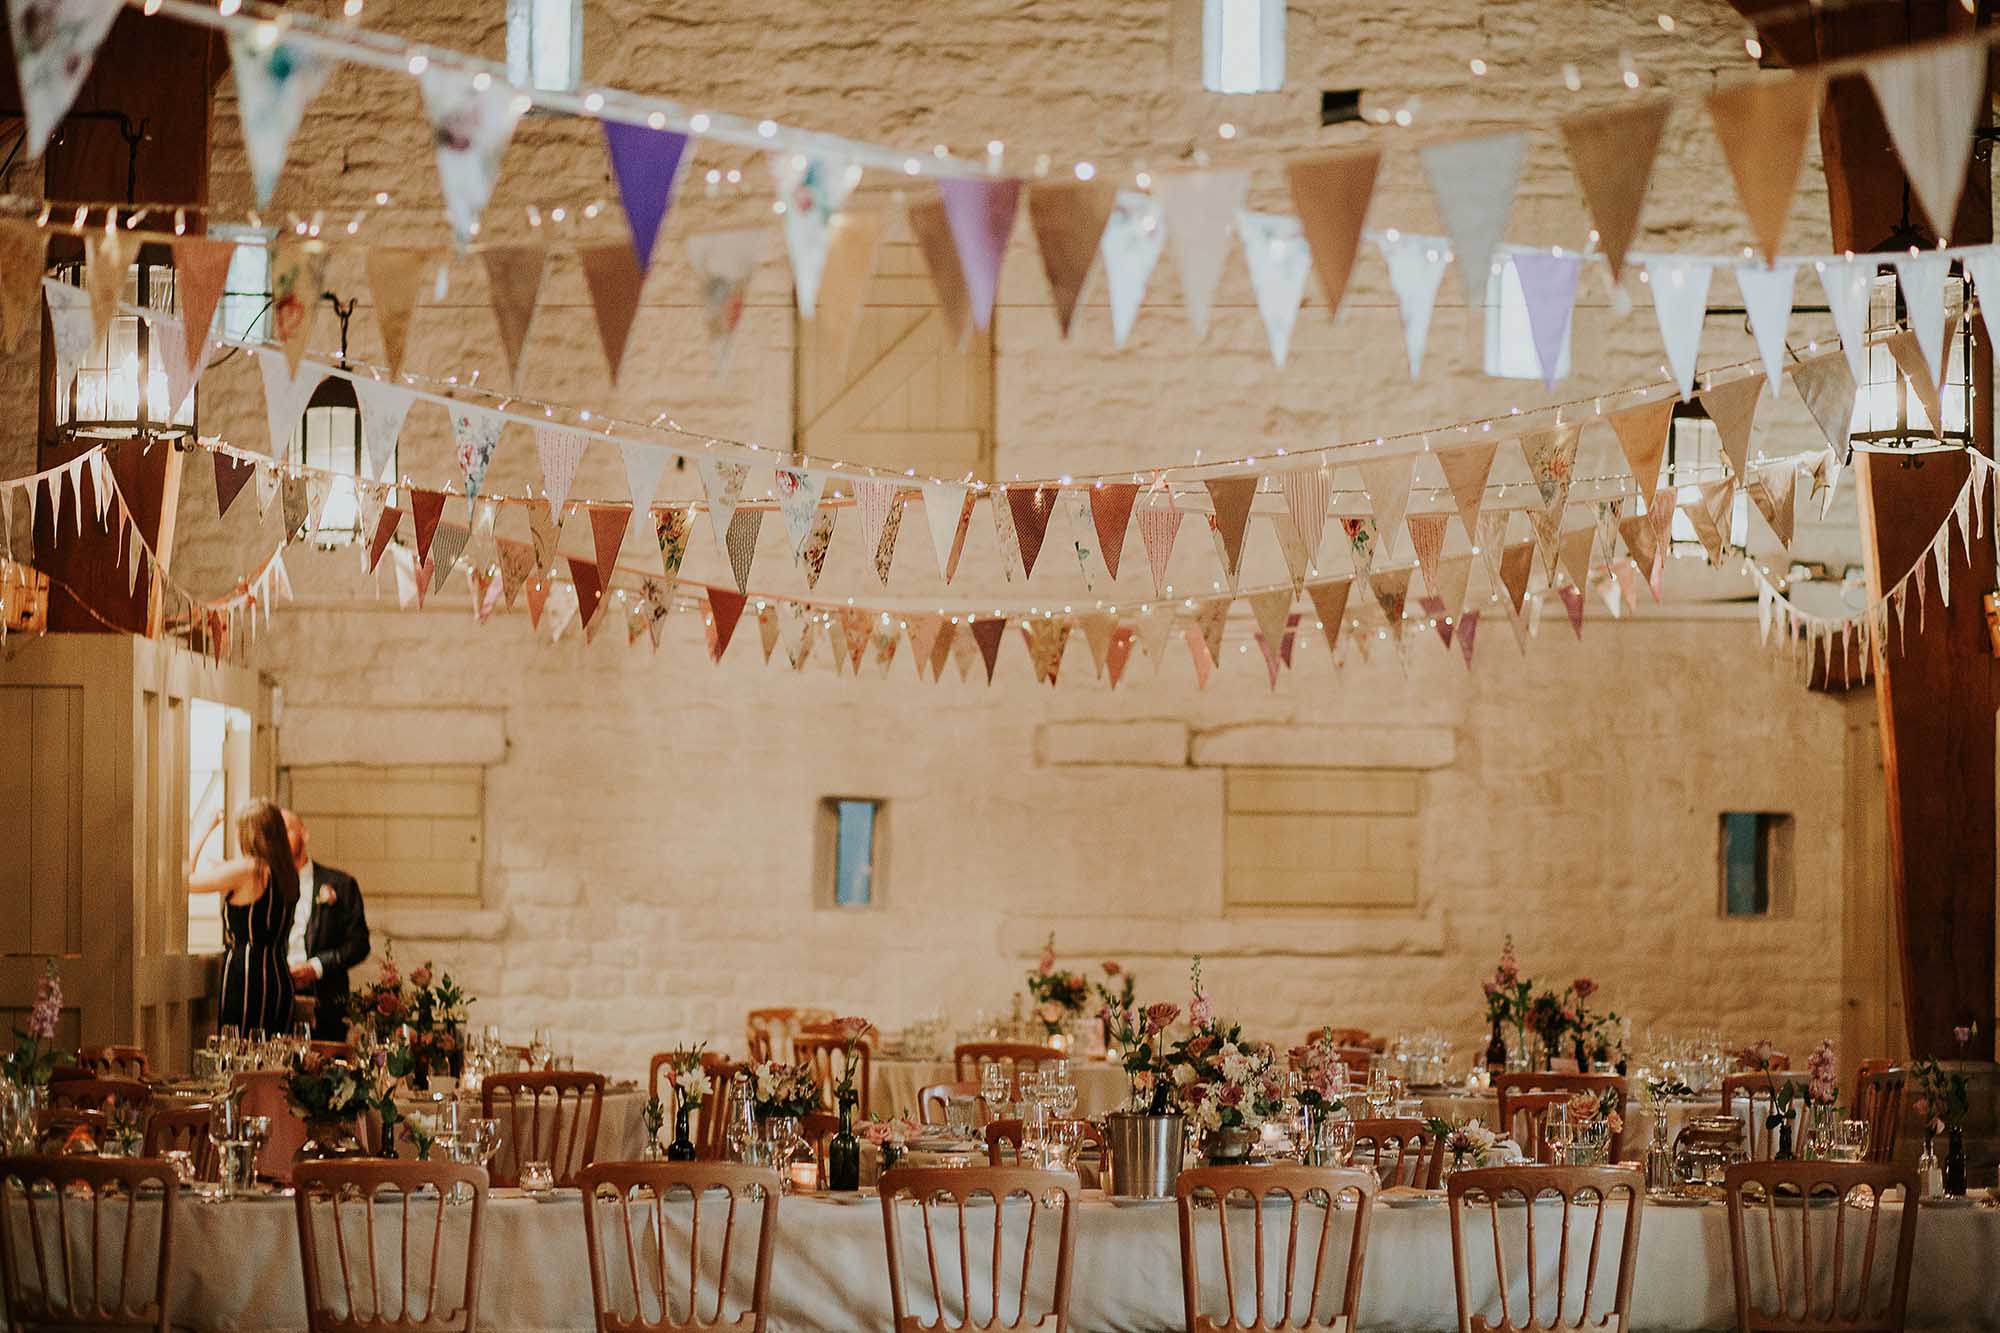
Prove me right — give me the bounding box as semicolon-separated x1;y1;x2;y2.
936;177;1022;333
1137;499;1182;597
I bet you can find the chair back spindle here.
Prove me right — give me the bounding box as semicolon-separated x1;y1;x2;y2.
481;1072;606;1187
576;1162;781;1332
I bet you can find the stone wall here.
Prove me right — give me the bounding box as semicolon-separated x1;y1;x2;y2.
32;0;1905;1076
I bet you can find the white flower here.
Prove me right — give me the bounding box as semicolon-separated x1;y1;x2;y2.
1172;1063;1198;1087
675;1069;713;1102
754;1067;781;1099
1198;1102;1224;1131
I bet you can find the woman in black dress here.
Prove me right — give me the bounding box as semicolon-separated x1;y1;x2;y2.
187;797;300;1037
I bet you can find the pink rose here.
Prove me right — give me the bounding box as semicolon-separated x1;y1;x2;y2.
1101;961;1122;977
409;965;434;990
833;1016;874;1045
1145;1003;1180;1034
1572;978;1597;1001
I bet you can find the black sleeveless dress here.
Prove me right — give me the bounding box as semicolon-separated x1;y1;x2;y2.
218;877;295;1036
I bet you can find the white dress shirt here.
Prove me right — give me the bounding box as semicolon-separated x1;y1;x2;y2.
287;861;324;977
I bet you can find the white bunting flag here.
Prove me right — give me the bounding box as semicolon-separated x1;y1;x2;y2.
1419;132;1527;306
1277;466;1332;569
353;379;416;481
9;0;122;158
620;440;669;515
1864;40;1987;238
1734;262;1798;397
42;278;93;381
1645;257;1714;398
773;152;860;318
256;347;323;456
535;426;586;520
1358;457;1416;557
1100;191;1166;348
773;467;828;558
228;31;334;209
1893;251;1953;388
1152;168;1249;340
1816;254;1873;389
686;227;767;374
418;67;525;247
1234;210;1312;366
1376;233;1448;378
695;455;749;551
922;480;974;583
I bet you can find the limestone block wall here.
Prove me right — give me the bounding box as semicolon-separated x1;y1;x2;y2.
15;0;1906;1075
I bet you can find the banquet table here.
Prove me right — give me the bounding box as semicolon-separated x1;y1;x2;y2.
872;1058;1129;1120
1415;1088;1725;1153
386;1083;651;1166
135;1185;2000;1331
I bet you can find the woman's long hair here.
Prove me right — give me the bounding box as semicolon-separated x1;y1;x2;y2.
234;797;299;917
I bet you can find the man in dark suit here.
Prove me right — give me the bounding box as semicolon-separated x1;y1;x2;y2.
283;808;372;1042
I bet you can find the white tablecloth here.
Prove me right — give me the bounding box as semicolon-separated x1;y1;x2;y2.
113;1186;2000;1330
873;1060;1129;1121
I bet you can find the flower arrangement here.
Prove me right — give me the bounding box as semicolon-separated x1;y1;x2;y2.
660;1045;715;1110
286;1050;378;1124
1287;1031;1352;1114
1171;961;1288;1133
4;962;66;1089
1804;1038;1838;1106
642;1096;666;1146
1570;979;1625;1068
1103;1001;1183;1114
401;1110;441;1161
1025;935;1090;1037
861;1114;921;1169
1481;938;1533;1056
1092;960;1136;1015
747;1060;819;1121
1566;1088;1625;1138
1736;1040;1784;1072
1524;989;1581;1067
1912;1057;1969;1141
824;1017;873;1105
346;950;474;1084
1425;1116;1498;1170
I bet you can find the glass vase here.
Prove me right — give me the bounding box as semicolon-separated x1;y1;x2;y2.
667;1105;697;1162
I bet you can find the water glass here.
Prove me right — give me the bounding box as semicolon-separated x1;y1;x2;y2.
162;1150;195;1184
1829;1119;1869;1162
979;1064;1010;1121
217;1140;254;1197
519;1160;556;1198
528;1028;554;1071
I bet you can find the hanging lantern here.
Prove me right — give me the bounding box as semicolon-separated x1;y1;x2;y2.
51;241;195;444
287;296;379;544
1850;226;1975;464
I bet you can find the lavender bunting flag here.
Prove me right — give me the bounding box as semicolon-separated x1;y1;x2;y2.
419;67;525;247
936;176;1021;333
1511;251;1580;390
228;30;335;209
603;121;690;273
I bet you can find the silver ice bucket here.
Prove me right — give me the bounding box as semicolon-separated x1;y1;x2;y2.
1103;1112;1184;1199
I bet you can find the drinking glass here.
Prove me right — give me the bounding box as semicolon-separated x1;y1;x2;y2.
206;1100;240;1201
528;1028;554;1071
519;1160;556;1198
979;1064;1010;1122
1365;1068;1393;1118
1314;1117;1356;1167
1830;1119;1869;1162
239;1115;272;1180
218;1026;241;1060
162;1150;195;1184
293;1022;313;1059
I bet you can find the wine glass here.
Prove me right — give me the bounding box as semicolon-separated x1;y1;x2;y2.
979;1064;1010;1124
528;1027;553;1071
206;1100;241;1201
1365;1068;1393;1118
1830;1118;1869;1162
238;1116;271;1187
218;1026;241;1062
292;1022;313;1060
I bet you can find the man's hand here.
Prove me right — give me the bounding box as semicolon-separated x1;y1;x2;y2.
290;963;318;985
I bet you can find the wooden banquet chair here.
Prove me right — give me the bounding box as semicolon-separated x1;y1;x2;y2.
1854;1066;1905;1164
918;1081;980;1125
1723;1161;1918;1333
792;1031;872;1116
1494;1072;1630;1161
1721;1074;1794;1161
744;1008;832;1064
1349;1117;1444;1188
482;1070;605;1187
74;1045;152;1081
576;1162;781;1332
140;1103;219;1180
951;1043;1066;1099
44;1078;151;1119
0;1154;181;1333
1493;1091;1571;1164
1175;1165;1379;1332
647;1052;738;1160
293;1159;488;1333
879;1166;1078;1331
1447;1166;1645;1333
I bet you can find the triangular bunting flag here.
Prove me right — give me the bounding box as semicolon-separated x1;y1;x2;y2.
367;505;403;574
1204;477;1258;584
418;67;524;246
686;228;766;375
1685;478;1736;564
1153;168;1250;339
1076;612;1116;679
922;480;974;583
1285;149;1381;320
1519;425;1581;516
1894;250;1953;389
1089;482;1139;580
1438;441;1498;540
214;452;256;518
1558;99;1670;281
171;236;233;371
773;152;859;319
773;467;828;557
410;489;447;563
908;195;975;346
970;617;1007;684
1708;73;1821;262
1747;459;1799;546
535;427;586;521
1888;329;1948;435
1376;232;1448;377
353;379;416;481
255;347;323;456
1817;255;1873;388
1511;252;1580;389
1277;466;1332;569
267;238;327;374
1559;525;1594;591
1609;398;1673;499
481;246;545;388
1027;177;1115;338
1371;567;1412;641
725;508;763;594
1864;40;1986;237
654;507;691;577
1418;132;1527;305
9;0;122;157
1305;578;1352;654
43;277;91;382
1408;513;1449;594
815;211;881;371
1645;258;1714;398
1137;499;1181;596
1359;456;1416;552
428;523;469;593
1006;485;1056;579
936;178;1020;333
602;120;689;273
1236;210;1313;366
695;456;749;551
1106;625;1135;688
1498;541;1535;615
83;226;135;345
449;404;506;510
228;30;334;209
1789;352;1858;453
705;587;747;661
1734;262;1797;396
586;503;630;577
1100;190;1166;348
1700;372;1765;479
619;441;668;519
578;244;642;383
1247;588;1292;683
856;480;902;585
365;247;431;378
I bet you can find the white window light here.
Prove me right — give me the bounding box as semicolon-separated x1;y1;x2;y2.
506;0;581;95
1202;0;1284;94
1482;256;1572;383
215;225;273;344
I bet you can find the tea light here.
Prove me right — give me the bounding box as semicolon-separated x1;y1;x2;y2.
788;1159;819;1193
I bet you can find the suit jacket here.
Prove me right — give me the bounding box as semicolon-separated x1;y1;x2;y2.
303;863;370;1042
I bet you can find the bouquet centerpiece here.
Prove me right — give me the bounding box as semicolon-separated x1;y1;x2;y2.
1172;959;1291;1163
5;962;66;1090
1093;961;1136;1015
1025;935;1090;1040
1425;1116;1499;1173
1480;938;1533;1067
346;949;474;1089
1103;1000;1183;1114
286;1048;383;1157
658;1045;715;1160
747;1060;819;1121
825;1017;874;1108
1287;1031;1352;1115
862;1115;921;1172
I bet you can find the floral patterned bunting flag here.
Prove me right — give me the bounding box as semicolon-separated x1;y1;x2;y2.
450;404;506;514
229;30;334;209
419;67;525;247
